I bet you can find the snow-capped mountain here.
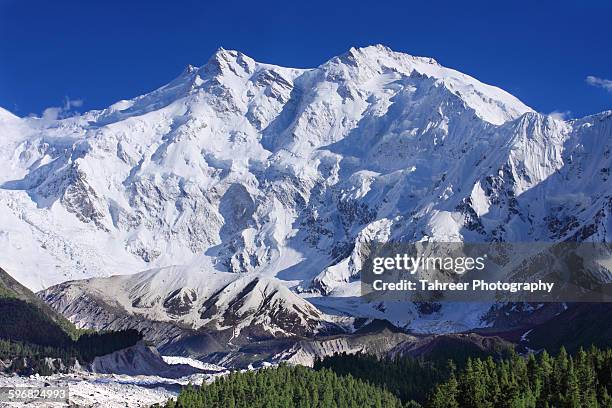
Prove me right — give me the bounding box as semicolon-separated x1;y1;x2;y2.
1;45;611;341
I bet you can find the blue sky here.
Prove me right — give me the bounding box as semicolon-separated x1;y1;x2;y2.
0;0;610;119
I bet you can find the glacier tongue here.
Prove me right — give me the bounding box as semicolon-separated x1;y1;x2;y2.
0;46;610;336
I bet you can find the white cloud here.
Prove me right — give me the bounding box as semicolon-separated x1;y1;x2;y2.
37;97;84;121
41;107;63;121
547;110;572;120
586;75;612;92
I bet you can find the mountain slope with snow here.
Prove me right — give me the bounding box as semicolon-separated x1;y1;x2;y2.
1;45;611;340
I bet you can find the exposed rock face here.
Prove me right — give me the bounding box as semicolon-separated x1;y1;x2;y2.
91;341;203;378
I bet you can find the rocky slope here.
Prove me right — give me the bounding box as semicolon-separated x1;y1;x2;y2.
91;341;205;378
39;268;339;349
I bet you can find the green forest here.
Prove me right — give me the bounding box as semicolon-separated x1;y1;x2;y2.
428;347;612;408
314;352;451;403
161;364;406;408
162;347;612;408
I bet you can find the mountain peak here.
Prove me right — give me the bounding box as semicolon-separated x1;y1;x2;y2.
319;45;530;125
1;42;611;348
200;47;256;78
211;46;240;59
347;44;439;65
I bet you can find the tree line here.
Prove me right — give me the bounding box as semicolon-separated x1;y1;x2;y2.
161;346;612;408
